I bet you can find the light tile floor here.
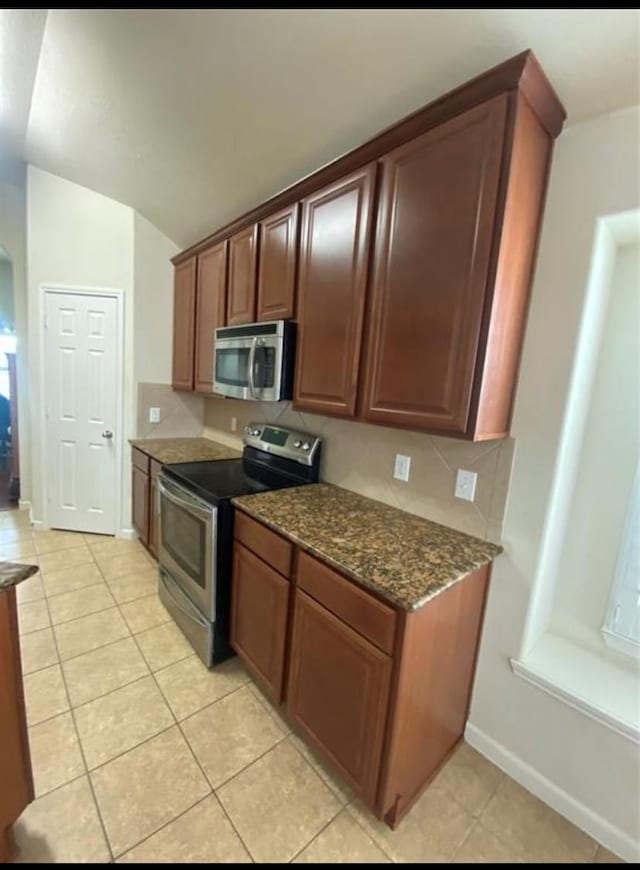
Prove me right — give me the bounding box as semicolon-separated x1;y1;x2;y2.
3;508;623;863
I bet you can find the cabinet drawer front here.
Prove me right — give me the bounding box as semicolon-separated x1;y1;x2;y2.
234;511;292;578
297;551;396;654
131;447;150;474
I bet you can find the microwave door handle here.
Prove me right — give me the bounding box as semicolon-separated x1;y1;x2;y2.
247;336;258;399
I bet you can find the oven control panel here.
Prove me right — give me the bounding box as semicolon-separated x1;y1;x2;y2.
243;423;321;467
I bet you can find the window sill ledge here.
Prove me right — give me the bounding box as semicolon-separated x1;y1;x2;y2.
511;632;639;744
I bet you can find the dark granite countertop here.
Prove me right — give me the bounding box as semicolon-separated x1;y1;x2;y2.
130;437;241;464
232;483;502;611
0;561;39;593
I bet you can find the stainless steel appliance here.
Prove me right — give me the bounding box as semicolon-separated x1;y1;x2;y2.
157;423;321;666
213;320;296;401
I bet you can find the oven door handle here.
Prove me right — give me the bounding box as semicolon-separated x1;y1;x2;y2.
157;476;212;519
247;336;258;399
159;572;209;628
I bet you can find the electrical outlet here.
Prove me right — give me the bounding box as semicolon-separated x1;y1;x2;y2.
149;407;161;424
230;416;237;432
393;454;411;482
455;469;478;502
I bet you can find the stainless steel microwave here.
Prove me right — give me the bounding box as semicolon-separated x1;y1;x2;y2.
213;320;296;401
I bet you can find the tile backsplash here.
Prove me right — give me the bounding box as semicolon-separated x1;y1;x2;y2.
203;397;514;543
136;383;205;438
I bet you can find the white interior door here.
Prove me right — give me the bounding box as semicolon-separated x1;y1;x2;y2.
44;291;119;534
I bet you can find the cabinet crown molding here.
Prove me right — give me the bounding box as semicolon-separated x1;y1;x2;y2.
172;49;565;266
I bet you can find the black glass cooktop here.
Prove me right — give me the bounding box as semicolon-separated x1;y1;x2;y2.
162;458;306;505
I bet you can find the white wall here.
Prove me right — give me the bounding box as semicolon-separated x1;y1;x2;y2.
0;257;15;330
467;105;640;859
0;159;30;501
133;212;179;384
27;166;134;533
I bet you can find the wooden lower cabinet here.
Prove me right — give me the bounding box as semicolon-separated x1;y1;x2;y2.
131;464;149;544
287;590;392;805
231;542;290;702
0;588;33;860
131;448;160;559
231;510;492;828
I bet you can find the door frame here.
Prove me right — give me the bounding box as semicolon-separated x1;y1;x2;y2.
38;285;125;534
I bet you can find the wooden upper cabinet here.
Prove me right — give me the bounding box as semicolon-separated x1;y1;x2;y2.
294;164;376;417
227;224;258;325
171;257;197;390
360;95;508;437
257;203;299;321
195;241;227;393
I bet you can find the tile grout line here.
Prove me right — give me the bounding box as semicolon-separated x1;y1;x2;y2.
280;738;362;863
449;817;480;862
117;621;256;861
110;792;217;862
37;579;116;863
30;625;141;675
140;638;257;863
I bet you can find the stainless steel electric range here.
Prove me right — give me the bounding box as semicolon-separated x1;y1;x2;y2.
156;423;321;667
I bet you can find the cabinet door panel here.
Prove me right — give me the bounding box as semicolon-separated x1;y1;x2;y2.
195;241;227;392
257;204;299;321
227;224;258;325
171;257;197;390
294;165;376;417
361;95;507;435
287;590;391;805
131;466;149;545
231;543;289;702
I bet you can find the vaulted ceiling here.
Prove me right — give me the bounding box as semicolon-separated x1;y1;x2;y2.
1;9;638;248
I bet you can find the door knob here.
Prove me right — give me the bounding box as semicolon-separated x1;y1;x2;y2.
102;430;113;439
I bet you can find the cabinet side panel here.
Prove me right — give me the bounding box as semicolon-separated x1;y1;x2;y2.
378;565;490;824
0;589;33;833
473;95;553;439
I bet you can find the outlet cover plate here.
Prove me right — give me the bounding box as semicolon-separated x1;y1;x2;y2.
149;407;161;424
455;469;478;502
394;454;411;482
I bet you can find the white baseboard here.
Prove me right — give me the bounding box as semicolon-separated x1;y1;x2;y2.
117;528;138;541
30;519;46;530
465;722;639;863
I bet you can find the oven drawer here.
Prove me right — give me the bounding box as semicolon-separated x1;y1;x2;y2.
234;511;292;578
296;551;397;655
158;569;213;667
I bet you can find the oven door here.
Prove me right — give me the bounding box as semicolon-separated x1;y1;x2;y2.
214;334;281;401
157;474;217;620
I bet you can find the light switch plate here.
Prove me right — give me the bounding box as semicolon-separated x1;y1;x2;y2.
455;469;478;502
230;416;237;432
394;454;411;482
149;407;161;424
